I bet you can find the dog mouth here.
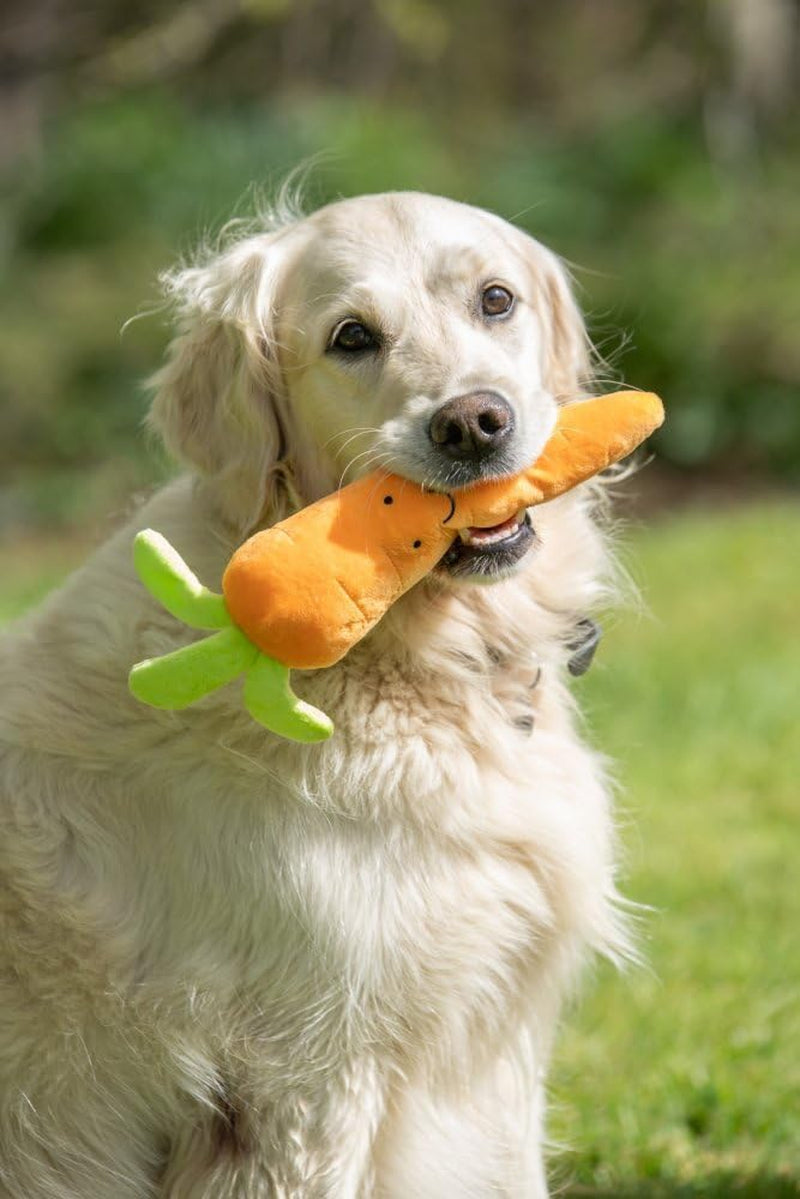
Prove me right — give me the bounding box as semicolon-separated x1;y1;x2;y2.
437;509;537;581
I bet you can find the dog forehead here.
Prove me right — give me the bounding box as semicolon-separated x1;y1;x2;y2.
309;191;507;244
282;193;519;312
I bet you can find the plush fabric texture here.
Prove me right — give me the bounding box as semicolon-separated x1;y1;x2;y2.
223;390;664;669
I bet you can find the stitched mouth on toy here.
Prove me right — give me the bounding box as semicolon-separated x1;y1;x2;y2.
437;510;536;581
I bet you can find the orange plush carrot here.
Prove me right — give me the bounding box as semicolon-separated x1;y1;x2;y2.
130;389;664;740
223;390;664;669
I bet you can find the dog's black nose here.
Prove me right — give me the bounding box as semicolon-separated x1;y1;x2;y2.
429;392;514;460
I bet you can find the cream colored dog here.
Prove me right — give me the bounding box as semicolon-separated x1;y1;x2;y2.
0;192;631;1197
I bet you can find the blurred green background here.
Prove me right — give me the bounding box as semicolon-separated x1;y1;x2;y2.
3;0;800;535
1;0;798;1194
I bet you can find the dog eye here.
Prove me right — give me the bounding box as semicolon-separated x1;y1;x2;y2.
330;320;377;353
481;285;514;318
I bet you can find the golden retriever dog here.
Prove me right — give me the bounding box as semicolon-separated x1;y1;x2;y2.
0;192;632;1197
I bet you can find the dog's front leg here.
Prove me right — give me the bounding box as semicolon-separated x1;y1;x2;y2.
373;1052;550;1199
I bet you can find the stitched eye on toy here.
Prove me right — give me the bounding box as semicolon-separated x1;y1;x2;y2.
329;320;378;353
481;284;514;318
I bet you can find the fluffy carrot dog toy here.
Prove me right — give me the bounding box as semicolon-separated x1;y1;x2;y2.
130;389;664;741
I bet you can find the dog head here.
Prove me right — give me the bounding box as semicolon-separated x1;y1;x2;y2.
150;192;591;580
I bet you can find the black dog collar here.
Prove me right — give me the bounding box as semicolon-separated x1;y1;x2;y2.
567;617;602;677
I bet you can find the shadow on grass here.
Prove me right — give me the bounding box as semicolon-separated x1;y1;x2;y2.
562;1173;799;1198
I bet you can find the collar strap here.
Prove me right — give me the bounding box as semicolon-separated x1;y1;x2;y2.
567;617;602;677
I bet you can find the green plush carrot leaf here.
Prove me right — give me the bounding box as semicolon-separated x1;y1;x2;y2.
133;529;230;630
243;656;334;742
130;532;337;739
129;625;258;710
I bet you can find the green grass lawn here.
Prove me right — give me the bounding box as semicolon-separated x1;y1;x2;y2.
552;501;800;1197
1;500;798;1196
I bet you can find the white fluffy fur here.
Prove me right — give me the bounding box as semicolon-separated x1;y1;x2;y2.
0;193;631;1198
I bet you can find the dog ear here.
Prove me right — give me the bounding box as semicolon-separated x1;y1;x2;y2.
538;248;592;402
509;227;592;402
148;234;292;533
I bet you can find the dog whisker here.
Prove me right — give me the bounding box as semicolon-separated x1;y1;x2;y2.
323;426;381;454
337;447;394;490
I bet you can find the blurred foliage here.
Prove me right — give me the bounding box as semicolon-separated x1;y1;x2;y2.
1;0;799;532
